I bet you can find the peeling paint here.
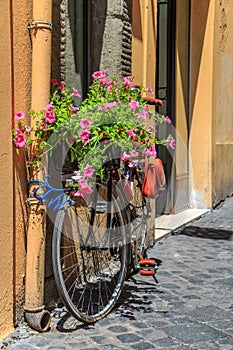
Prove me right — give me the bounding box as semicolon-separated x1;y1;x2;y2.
219;6;228;51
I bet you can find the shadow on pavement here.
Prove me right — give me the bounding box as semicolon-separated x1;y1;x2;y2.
114;276;165;319
180;225;233;240
52;275;164;332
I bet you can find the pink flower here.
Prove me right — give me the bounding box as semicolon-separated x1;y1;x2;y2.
145;144;157;157
44;110;56;124
107;81;113;90
98;102;118;111
84;165;94;178
78;179;93;194
143;105;149;117
92;70;109;79
25;125;31;136
100;77;107;85
128;100;140;112
51;79;65;90
107;80;117;90
147;86;154;94
148;125;155;132
126;129;137;138
80;118;92;130
25;124;31;131
121;152;130;161
122;76;133;86
45;102;53;111
165;116;172;124
168;137;176;149
109;102;118;109
72;88;81;97
70;105;78;112
137;106;149;119
130;150;139;158
73;190;83;198
79;130;90;145
128;162;137;168
137;112;146;120
51;78;59;85
14;129;26;148
59;83;65;90
15;112;25;120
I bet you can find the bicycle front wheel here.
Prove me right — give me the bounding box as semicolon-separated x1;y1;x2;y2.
52;182;128;324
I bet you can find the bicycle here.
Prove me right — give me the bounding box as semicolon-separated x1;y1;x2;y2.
29;96;163;324
29;151;162;325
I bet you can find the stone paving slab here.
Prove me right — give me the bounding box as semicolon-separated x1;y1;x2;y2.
155;208;210;231
1;197;233;349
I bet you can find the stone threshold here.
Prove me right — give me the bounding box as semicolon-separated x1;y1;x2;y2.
154;208;210;241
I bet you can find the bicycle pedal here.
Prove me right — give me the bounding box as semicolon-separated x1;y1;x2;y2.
139;259;156;268
139;259;156;276
140;269;156;276
148;257;162;267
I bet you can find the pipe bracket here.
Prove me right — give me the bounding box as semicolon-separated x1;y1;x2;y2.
28;20;53;31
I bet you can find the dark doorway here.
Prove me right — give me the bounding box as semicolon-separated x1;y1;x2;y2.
156;0;190;215
156;0;176;215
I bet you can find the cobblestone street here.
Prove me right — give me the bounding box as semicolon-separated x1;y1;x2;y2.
1;198;233;350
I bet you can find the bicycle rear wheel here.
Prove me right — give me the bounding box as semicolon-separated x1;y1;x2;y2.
52;182;128;324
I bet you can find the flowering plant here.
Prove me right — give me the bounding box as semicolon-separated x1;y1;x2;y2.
13;71;175;197
12;79;80;167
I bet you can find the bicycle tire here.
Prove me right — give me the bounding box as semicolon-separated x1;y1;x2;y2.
52;182;128;324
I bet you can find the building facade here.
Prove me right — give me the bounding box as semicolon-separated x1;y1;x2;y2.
0;0;233;340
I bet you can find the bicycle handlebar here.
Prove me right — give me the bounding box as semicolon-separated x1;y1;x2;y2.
131;84;163;106
143;96;163;106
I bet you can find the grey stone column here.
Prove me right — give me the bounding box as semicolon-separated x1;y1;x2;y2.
88;0;132;79
51;0;66;84
52;0;132;88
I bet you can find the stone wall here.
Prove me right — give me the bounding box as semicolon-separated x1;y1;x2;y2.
51;0;66;83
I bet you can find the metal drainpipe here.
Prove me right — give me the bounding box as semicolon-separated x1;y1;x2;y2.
24;0;52;332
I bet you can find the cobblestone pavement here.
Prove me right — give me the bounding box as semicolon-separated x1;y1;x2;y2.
1;198;233;350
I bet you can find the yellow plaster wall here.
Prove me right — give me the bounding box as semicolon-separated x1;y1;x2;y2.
176;0;189;177
0;0;14;339
189;0;214;208
190;0;233;207
132;0;157;91
0;0;33;339
174;0;190;212
132;0;157;236
212;0;233;204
